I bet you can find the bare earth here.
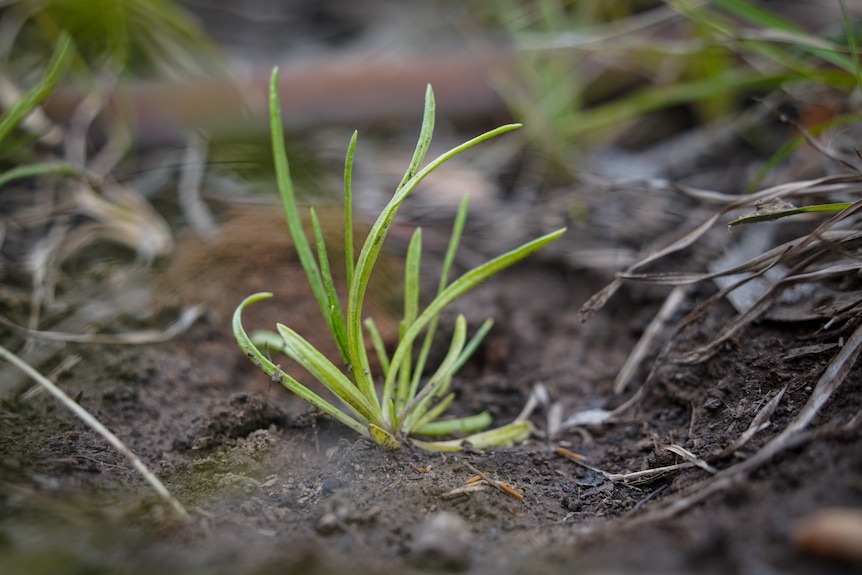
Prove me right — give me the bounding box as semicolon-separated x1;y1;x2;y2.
1;200;860;575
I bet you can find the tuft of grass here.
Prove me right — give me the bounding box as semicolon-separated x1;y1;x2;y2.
233;68;566;451
24;0;220;76
479;0;861;166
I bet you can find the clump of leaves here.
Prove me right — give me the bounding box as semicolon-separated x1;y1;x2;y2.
233;69;565;451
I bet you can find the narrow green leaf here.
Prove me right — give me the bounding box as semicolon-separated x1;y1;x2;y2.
410;392;456;432
363;317;390;376
0;161;85;189
715;0;855;72
412;420;533;452
309;208;348;361
729;202;852;226
268;69;333;351
414;411;493;437
250;329;369;425
344;130;358;287
563;70;793;140
276;323;383;426
397;85;435;190
386;227;566;393
346;109;522;403
409;196;471;398
395;228;423;409
399;315;467;433
0;33;73;144
231;293;369;437
452;319;494;374
439;196;469;293
839;0;862;91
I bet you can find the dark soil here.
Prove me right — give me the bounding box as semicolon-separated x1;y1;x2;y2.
2;2;862;574
1;201;861;575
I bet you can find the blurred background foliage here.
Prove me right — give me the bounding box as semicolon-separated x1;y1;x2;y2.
4;0;220;77
477;0;860;169
0;0;860;212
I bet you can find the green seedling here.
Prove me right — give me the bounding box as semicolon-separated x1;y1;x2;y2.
233;68;565;451
729;201;853;226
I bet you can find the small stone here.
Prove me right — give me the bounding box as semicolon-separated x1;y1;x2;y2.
411;511;473;571
316;511;342;535
321;476;346;496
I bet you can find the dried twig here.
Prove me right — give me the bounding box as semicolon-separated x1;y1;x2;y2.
178;131;216;240
0;305;204;344
628;321;862;525
614;285;689;394
0;344;189;520
462;462;524;501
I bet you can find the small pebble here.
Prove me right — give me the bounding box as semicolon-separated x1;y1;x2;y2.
411;511;473;571
792;507;862;564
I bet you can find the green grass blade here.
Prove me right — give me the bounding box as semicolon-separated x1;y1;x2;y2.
452;319;494;374
346;109;522;402
562;70;792;140
343;86;436;403
397;85;435;190
232;293;369;437
0;33;73;144
386;227;565;393
839;0;862;91
410;392;456;432
249;329;369;425
729;203;853;226
344;131;358;287
405;319;494;432
399;315;467;433
414;411;493;437
412;420;532;452
363;317;390;377
0;161;85;189
407;319;493;427
439;196;470;293
410;313;439;401
309;208;348;361
714;0;855;73
275;323;383;426
409;196;471;398
268;69;335;348
395;228;423;409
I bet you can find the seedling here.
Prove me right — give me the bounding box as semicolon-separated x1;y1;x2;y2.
233;68;565;451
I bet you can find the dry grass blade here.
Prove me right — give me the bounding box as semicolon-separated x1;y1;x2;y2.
70;182;174;263
178;131;216;240
586;173;862;366
629;321;862;525
712;386;786;460
582;173;862;321
782;320;862;436
662;444;717;474
0;344;189;520
579;211;721;321
0;305;203;344
559;449;701;485
440;483;488;500
681;260;862;364
613;285;689;394
462;462;524;501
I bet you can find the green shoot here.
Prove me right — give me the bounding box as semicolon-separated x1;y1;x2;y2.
233;67;565;451
729;202;853;226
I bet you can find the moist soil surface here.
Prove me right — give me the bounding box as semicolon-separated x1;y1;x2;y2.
2;3;862;573
1;202;860;575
